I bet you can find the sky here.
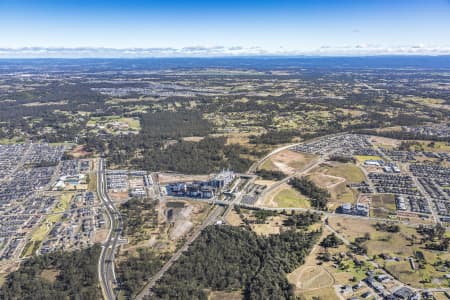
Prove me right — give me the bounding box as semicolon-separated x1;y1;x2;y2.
1;0;450;57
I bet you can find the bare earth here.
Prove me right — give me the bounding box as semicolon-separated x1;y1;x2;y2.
263;150;316;175
370;136;401;148
158;173;211;184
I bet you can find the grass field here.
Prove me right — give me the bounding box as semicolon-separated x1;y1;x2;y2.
88;172;97;192
398;251;450;288
274;188;311;208
288;266;334;290
250;216;283;235
260;159;276;171
354;155;383;163
371;194;396;210
370;136;401;148
337;188;358;203
371;193;397;218
383;260;446;288
327;216;417;257
337;259;370;281
327;163;366;183
434;292;450;300
225;209;243;226
418;141;450;152
298;287;339;300
21;240;40;257
325;216;450;288
0;137;26;144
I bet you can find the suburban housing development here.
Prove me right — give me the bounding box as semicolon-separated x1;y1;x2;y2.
0;57;449;300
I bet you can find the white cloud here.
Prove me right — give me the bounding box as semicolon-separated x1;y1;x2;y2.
0;44;450;58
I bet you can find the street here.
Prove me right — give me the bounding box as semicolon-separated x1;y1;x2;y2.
97;159;123;300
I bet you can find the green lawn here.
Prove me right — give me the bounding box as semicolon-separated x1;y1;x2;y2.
274;188;311;208
29;193;74;243
327;163;366;183
354;155;383;163
0;137;26;144
260;159;277;171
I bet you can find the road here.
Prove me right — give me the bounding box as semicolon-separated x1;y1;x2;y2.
248;142;302;173
104;133;344;299
109;133;449;298
247;132;346;174
222;175;257;218
135;205;224;299
97;158;123;300
257;154;328;203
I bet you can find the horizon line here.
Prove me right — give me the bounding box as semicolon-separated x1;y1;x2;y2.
2;54;450;60
1;45;450;59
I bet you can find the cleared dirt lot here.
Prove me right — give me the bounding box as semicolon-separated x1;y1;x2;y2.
69;145;92;158
289;266;334;290
158;173;211;184
94;228;109;243
254;179;277;188
260;150;317;175
370;136;401;148
182;136;204;142
225;209;243;226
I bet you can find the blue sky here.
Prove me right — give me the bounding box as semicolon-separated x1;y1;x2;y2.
1;0;450;56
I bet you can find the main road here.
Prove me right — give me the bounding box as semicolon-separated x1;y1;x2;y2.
97;158;124;300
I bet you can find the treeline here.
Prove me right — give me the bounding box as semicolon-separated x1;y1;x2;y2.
328;155;356;164
417;224;449;251
132;137;252;174
0;245;101;299
120;197;158;239
374;222;400;233
283;211;322;228
320;233;344;248
140;111;212;139
249;130;298;145
97;110;253;174
356;129;450;143
255;169;286;180
149;226;320;300
0;83;104;142
289;177;330;210
116;248;165;298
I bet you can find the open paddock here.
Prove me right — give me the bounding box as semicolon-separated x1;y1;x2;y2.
260;150;317;175
262;183;310;208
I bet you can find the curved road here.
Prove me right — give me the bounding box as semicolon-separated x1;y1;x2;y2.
101;132;450;299
97;159;123;300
